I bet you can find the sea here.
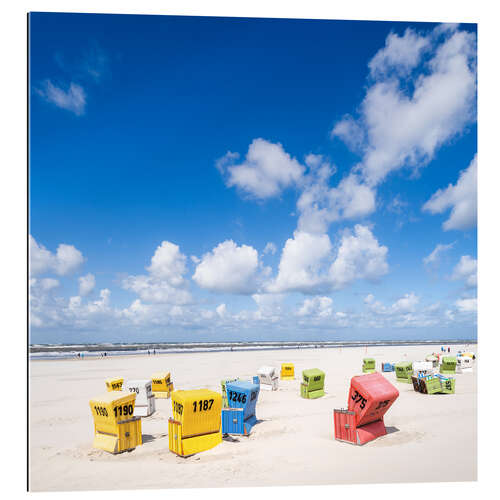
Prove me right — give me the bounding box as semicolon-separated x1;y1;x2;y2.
29;339;477;360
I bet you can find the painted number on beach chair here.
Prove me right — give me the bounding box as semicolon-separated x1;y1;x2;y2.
192;399;214;412
228;391;247;404
375;399;390;410
113;404;134;418
173;401;184;415
94;405;108;417
351;390;367;409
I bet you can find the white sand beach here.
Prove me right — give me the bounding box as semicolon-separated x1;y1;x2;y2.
29;344;477;491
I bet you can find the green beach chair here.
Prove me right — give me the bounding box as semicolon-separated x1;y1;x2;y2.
440;357;457;375
439;377;456;394
395;362;413;383
362;358;376;373
300;368;325;399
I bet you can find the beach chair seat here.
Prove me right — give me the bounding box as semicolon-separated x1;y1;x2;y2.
280;363;295;380
89;391;142;453
334;372;399;445
300;368;325;399
257;366;279;391
395;362;413;383
124;379;155;417
152;372;174;399
168;389;222;456
362;358;376;373
221;380;260;435
440;357;457;375
105;377;123;391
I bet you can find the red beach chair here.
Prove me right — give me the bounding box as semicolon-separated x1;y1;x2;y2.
334;372;399;445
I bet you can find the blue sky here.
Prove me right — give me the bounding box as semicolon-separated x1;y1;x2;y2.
29;13;477;343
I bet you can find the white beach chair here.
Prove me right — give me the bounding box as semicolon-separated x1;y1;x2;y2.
413;361;434;376
257;365;279;391
457;356;474;373
123;379;156;417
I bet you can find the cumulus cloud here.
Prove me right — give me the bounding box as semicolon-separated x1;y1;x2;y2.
216;138;305;199
40;278;60;291
297;296;333;317
451;255;477;287
122;274;191;305
297;167;376;234
216;303;227;318
147;241;187;286
122;240;191;305
36;80;86;115
78;273;96;296
455;297;477;313
193;240;260;294
330;116;365;153
268;225;388;294
267;231;332;294
368;28;430;78
329;225;389;289
332;27;476;186
263;242;277;255
423;242;455;266
391;292;419;313
422;154;477;230
29;235;84;276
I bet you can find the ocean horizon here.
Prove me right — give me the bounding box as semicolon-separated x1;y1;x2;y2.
29;339;477;360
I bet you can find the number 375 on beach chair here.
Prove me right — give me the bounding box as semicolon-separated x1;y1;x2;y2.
334;372;399;445
168;389;223;457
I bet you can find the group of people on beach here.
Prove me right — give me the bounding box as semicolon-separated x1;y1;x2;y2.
74;349;159;359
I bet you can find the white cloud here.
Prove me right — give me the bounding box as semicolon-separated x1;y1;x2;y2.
330;116;365;153
267;231;332;294
455;297;477;313
54;244;85;275
368;28;430;78
216;303;227;318
423;242;454;266
122;274;191;305
29;235;84;276
297;296;333;317
391;292;419;313
193;240;260;294
263;242;277;255
217;138;305;199
332;27;476;186
36;80;86;115
329;225;389;289
147;241;187;286
122;240;191;305
451;255;477;287
422;154;477;230
269;225;388;294
78;273;96;296
297;168;376;234
251;293;284;320
40;278;59;291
